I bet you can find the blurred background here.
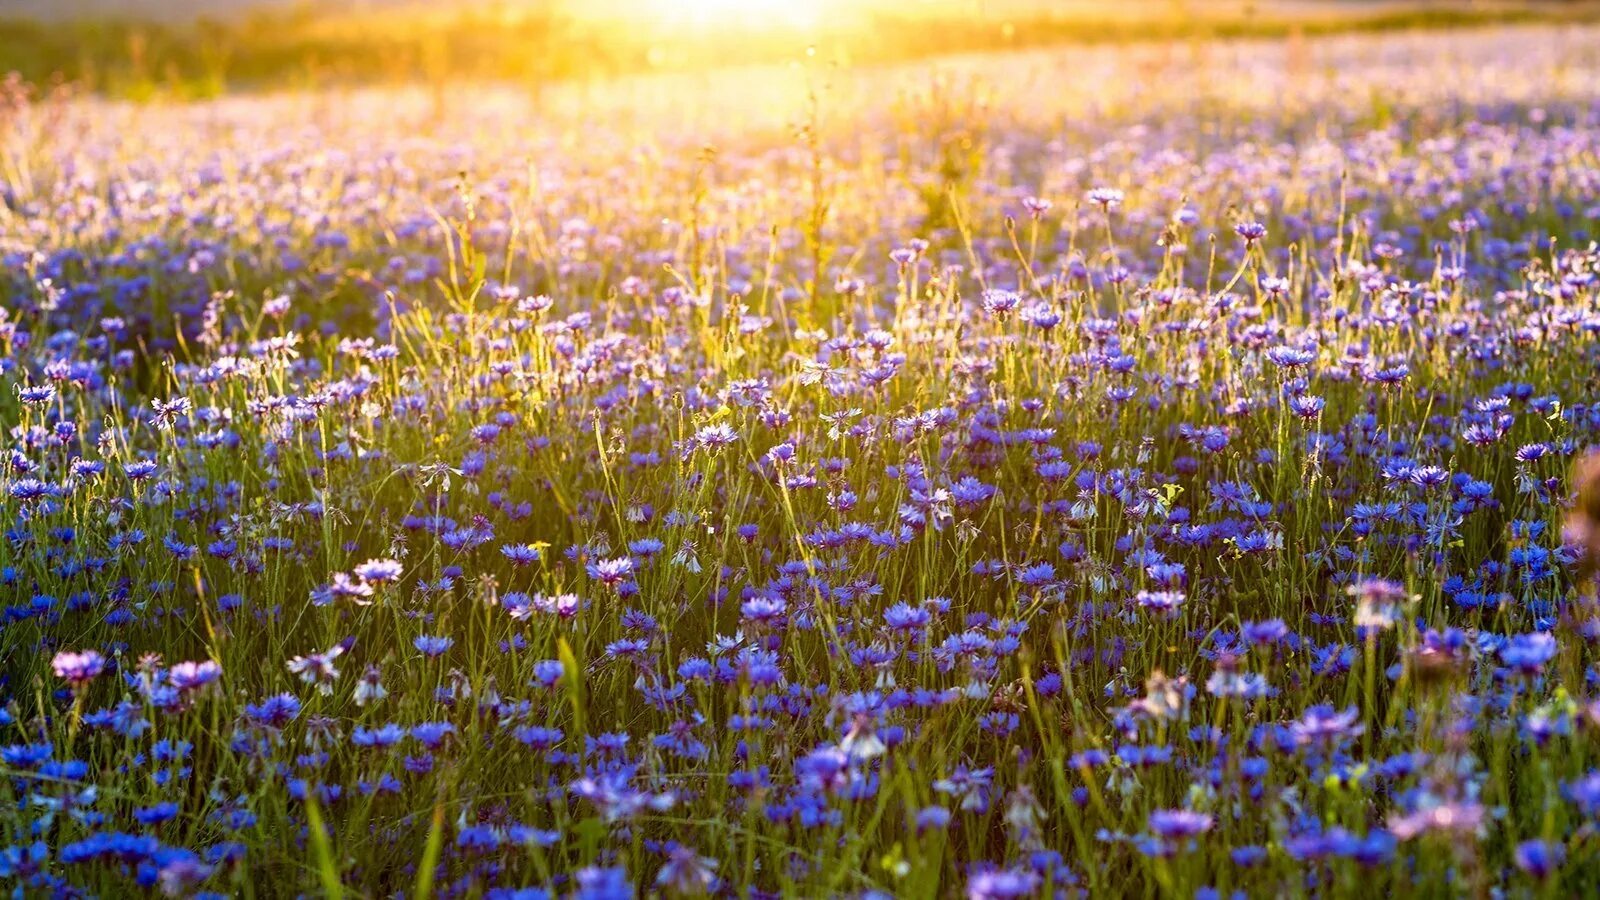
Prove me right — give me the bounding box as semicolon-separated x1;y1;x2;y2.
2;1;1596;99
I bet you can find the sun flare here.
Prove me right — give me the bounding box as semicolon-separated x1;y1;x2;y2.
637;0;826;32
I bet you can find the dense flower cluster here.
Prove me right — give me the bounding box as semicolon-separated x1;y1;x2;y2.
4;23;1600;898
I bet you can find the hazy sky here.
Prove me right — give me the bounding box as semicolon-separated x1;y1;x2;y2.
2;0;1216;22
2;0;408;19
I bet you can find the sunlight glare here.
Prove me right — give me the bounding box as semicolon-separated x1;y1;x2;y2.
638;0;826;32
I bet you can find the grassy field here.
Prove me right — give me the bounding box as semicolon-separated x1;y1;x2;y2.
5;6;1600;899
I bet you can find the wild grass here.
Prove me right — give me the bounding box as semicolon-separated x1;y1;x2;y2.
2;19;1600;900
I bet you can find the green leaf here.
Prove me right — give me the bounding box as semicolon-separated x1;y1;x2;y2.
558;636;587;740
302;792;343;900
413;799;446;900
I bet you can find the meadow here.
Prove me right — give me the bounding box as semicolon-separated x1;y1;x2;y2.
3;11;1600;899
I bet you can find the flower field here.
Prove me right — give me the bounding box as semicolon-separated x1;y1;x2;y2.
4;20;1600;898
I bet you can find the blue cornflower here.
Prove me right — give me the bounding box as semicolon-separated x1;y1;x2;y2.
1514;840;1565;879
17;384;56;405
124;460;159;480
413;635;453;658
916;806;952;833
500;544;542;566
1016;562;1056;588
531;660;565;687
243;693;301;729
884;602;931;632
412;722;455;749
574;866;631;900
1564;771;1600;817
352;723;405;748
1501;632;1557;675
134;802;181;826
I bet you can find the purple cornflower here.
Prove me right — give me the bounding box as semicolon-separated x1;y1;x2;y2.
693;423;737;453
328;572;376;604
1239;619;1288;646
574;866;632;900
151;396;192;428
587;557;635;586
1206;659;1273;700
1086;187;1124;209
1149;808;1214;839
352;558;403;583
1387;800;1485;840
1288;395;1325;419
354;666;388;707
157;858;214;896
1265;345;1316;369
967;866;1041;900
286;645;344;695
1351;578;1409;630
52;650;106;686
1291;704;1364;748
655;845;718;895
1021;196;1052;218
981;289;1021;318
1134;589;1186;619
1020;303;1062;330
168;660;222;692
740;595;787;625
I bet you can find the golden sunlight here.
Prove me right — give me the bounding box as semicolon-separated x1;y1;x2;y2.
635;0;827;32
